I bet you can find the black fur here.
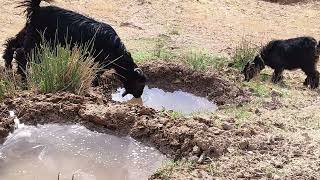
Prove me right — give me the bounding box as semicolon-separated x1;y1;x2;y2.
243;36;320;89
3;0;146;98
2;27;27;69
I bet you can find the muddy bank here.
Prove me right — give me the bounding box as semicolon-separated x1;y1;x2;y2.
103;61;250;106
0;91;259;161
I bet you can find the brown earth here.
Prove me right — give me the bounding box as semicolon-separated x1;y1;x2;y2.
1;0;320;179
0;87;246;159
102;61;250;106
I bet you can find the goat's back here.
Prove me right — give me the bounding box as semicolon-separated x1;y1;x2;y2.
29;6;126;60
261;37;318;70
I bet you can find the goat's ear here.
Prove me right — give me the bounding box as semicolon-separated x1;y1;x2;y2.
242;62;249;73
127;51;132;58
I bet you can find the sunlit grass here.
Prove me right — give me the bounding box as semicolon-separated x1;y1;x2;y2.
28;38;99;95
184;50;229;71
230;39;259;70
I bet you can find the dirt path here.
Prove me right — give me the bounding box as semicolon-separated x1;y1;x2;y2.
2;0;320;53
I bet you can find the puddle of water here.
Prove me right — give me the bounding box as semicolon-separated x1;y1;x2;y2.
0;124;167;180
112;86;217;115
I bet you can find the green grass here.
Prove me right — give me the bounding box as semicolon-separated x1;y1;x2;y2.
184;50;229;71
131;36;175;63
28;38;99;95
231;39;259;70
221;106;252;127
132;48;175;63
152;160;195;179
243;81;270;97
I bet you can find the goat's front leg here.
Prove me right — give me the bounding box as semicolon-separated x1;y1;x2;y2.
271;68;284;84
16;27;37;84
305;71;319;89
15;48;28;82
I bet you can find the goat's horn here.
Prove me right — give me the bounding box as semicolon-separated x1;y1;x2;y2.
134;68;143;75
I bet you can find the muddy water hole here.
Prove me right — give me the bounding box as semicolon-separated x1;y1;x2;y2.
0;61;252;179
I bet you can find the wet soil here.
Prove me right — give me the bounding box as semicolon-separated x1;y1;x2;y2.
0;62;249;160
103;61;250;106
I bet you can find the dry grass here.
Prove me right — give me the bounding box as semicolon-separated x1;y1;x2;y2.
0;68;21;100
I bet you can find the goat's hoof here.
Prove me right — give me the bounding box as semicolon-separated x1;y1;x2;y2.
310;84;318;89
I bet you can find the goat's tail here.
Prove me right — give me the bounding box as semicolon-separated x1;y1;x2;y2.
18;0;54;16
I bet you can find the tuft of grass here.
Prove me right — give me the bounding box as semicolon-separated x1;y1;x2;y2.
231;39;259;70
152;160;195;179
243;81;270;97
0;70;21;100
132;48;175;63
222;106;252;127
28;38;99;95
132;38;175;63
160;109;184;120
184;50;229;71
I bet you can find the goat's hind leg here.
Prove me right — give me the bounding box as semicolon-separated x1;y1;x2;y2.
2;37;19;69
271;68;284;84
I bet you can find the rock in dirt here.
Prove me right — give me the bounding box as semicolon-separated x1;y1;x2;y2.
222;122;234;130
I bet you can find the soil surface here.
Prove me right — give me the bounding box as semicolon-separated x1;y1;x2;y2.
1;0;320;179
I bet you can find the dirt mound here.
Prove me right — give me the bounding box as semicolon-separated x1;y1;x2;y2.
0;92;258;161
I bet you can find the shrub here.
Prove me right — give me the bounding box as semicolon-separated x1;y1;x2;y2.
28;39;99;95
231;39;259;70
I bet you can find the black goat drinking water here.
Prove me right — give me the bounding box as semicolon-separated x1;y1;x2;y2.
242;36;320;88
2;0;146;98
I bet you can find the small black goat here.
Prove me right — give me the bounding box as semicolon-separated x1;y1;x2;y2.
242;36;320;88
2;0;146;98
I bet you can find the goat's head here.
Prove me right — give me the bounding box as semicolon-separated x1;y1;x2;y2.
242;55;265;81
114;52;146;98
122;67;146;98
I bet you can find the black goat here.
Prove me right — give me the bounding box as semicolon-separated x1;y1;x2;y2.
2;0;146;98
242;36;320;88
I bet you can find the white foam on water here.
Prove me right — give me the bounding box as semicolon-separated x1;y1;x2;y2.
9;111;24;129
112;86;218;115
0;124;167;180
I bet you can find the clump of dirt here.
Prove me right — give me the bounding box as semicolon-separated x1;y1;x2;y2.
102;61;250;106
0;114;14;141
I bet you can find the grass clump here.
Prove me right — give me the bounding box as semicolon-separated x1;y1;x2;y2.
0;70;20;100
132;38;175;63
184;50;228;71
231;39;259;70
243;81;270;97
152;160;195;179
132;48;174;63
28;39;98;95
